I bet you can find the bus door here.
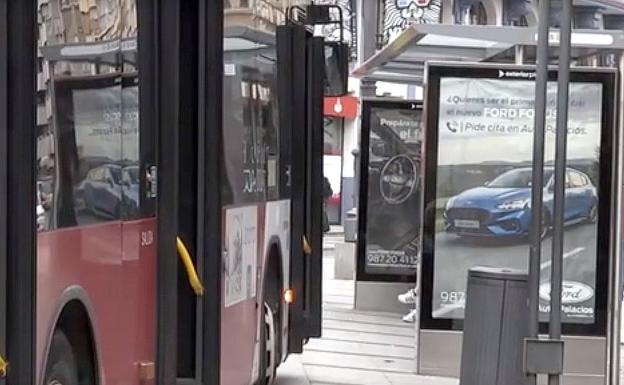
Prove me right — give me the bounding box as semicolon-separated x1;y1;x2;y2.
172;1;222;384
0;1;6;381
277;22;325;353
2;2;36;384
0;3;6;383
302;36;326;340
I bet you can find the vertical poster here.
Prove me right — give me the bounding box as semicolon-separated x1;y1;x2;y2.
431;72;604;324
224;205;258;307
362;103;423;276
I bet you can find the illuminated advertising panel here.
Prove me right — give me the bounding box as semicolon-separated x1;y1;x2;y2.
358;100;423;281
421;64;615;335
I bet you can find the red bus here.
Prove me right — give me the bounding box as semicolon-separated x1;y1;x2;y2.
1;1;328;385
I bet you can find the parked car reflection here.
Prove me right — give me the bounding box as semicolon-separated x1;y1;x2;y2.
121;165;140;218
75;164;122;219
74;163;141;220
36;180;53;231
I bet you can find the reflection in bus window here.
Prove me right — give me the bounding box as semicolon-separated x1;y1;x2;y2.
35;0;145;229
121;76;141;220
37;0;123;230
121;6;143;220
54;79;122;227
223;62;281;205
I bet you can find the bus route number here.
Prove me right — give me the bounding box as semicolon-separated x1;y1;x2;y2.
141;230;154;247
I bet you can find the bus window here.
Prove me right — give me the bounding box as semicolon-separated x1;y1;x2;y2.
37;0;123;229
121;36;142;220
120;78;140;219
60;79;123;226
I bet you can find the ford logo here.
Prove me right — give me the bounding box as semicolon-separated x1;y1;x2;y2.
539;281;594;304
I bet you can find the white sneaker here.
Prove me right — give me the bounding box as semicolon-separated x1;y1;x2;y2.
402;308;418;323
398;288;418;304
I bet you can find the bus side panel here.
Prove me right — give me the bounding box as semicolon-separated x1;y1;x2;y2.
121;218;157;379
36;224;123;385
36;219;156;385
261;200;291;362
221;204;261;385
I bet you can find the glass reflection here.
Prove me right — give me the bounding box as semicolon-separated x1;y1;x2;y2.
37;0;125;230
121;0;141;220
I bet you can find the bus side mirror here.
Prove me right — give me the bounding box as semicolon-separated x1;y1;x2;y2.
324;42;349;97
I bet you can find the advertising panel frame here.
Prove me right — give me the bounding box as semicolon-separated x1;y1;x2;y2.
420;62;617;337
357;99;424;283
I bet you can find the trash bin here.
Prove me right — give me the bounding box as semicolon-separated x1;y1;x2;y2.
460;267;529;385
344;208;357;242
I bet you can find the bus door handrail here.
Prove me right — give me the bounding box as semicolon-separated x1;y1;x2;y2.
303;235;312;256
0;353;7;377
176;236;204;296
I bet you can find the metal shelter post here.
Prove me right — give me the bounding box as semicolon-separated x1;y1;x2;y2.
608;51;624;385
527;0;551;370
515;45;525;65
549;0;573;384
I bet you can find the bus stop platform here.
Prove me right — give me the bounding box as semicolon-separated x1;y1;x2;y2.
275;243;458;385
273;231;624;385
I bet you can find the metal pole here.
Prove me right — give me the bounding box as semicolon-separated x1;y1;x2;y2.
515;45;525;65
528;0;550;356
607;51;624;385
549;0;573;384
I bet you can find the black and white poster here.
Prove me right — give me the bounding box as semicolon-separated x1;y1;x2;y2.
383;0;442;43
362;103;423;276
431;73;604;324
224;206;258;307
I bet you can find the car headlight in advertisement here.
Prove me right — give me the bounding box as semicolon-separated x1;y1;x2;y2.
496;199;530;211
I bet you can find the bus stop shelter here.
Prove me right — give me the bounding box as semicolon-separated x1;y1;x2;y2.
352;23;624;385
352;23;624;83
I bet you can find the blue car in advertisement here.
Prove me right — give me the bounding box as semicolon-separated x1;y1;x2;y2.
444;167;598;238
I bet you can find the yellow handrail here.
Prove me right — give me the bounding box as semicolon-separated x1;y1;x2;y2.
176;236;205;296
303;235;312;256
0;354;7;377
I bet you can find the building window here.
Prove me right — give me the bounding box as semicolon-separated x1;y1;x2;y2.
454;0;488;25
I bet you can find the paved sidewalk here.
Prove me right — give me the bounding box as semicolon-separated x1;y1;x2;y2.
275;355;311;385
323;225;345;251
279;232;624;384
276;245;458;385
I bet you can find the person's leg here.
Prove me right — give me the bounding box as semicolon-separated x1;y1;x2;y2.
398;287;418;304
402;308;418;323
323;202;330;233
